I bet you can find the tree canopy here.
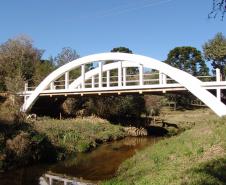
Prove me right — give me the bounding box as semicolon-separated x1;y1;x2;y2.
203;33;226;77
0;36;44;92
54;47;79;67
165;46;209;76
111;47;133;54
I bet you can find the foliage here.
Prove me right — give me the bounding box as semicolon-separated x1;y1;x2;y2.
165;46;209;76
110;46;137;75
0;35;44;92
54;47;79;67
111;47;132;54
144;95;165;116
209;0;226;20
102;110;226;185
33;59;55;85
203;32;226;78
61;97;87;116
4;75;25;93
0;96;58;171
33;117;126;153
84;95;145;119
164;46;209;107
0;121;57;171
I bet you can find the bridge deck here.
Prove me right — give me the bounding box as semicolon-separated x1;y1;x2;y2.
21;81;226;97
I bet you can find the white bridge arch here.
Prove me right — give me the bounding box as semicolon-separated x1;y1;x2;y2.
21;52;226;117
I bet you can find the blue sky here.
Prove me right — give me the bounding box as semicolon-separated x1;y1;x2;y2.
0;0;225;61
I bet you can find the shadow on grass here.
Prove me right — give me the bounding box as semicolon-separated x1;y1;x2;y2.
188;158;226;185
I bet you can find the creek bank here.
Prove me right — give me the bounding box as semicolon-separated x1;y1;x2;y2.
0;120;58;172
0;116;127;172
102;109;226;185
0;136;160;185
0;110;194;174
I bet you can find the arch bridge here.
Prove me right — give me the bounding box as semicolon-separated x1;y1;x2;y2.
21;53;226;117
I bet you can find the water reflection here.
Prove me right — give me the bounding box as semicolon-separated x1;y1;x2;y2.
40;173;93;185
0;137;159;185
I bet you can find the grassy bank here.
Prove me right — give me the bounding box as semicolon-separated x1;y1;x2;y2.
102;109;226;185
0;116;126;171
32;117;126;154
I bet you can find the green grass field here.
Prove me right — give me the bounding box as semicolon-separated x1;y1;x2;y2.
102;109;226;185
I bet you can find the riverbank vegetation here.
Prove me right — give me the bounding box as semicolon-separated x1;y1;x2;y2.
32;117;126;153
102;109;226;185
0;102;127;172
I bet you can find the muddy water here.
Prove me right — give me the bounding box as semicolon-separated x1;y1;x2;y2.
0;137;159;185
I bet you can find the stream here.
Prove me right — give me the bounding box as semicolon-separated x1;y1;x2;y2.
0;136;159;185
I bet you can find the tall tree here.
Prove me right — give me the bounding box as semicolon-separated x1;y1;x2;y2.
203;33;226;78
111;47;133;54
54;47;79;67
33;59;55;85
110;46;137;75
0;35;43;92
165;46;209;76
209;0;226;20
165;46;209;108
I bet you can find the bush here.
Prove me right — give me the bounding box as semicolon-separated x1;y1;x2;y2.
6;131;30;158
84;95;145;119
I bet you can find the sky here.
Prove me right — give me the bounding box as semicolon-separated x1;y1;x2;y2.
0;0;225;61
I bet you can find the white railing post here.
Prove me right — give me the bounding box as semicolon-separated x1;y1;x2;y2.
162;73;167;93
24;95;28;108
81;64;85;89
49;177;52;185
139;64;143;86
118;61;122;87
92;76;95;88
65;72;69;89
216;68;221;101
99;62;103;88
162;73;167;85
159;71;163;85
217;88;221;101
24;82;28;91
50;82;55;90
216;68;221;82
123;67;126;86
107;70;110;87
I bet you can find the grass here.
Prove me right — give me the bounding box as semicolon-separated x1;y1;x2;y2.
32;116;126;153
102;109;226;185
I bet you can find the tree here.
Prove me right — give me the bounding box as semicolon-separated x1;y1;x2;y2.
0;35;44;92
209;0;226;20
84;95;145;120
165;46;209;108
110;46;137;75
33;59;55;85
54;47;79;67
165;46;209;76
203;33;226;78
111;47;132;54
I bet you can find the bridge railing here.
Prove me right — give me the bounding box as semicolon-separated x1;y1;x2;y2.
23;67;220;93
24;74;217;92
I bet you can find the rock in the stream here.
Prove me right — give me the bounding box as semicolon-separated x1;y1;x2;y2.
123;127;148;136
